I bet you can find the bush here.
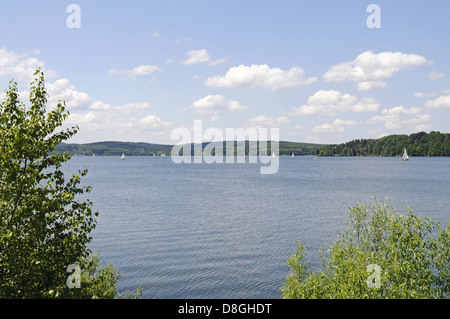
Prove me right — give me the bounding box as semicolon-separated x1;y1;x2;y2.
282;200;450;299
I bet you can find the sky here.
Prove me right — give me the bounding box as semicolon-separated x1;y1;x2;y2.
1;0;450;145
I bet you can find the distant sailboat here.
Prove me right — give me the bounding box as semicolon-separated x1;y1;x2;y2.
272;152;276;157
402;148;409;161
291;152;294;157
121;153;125;160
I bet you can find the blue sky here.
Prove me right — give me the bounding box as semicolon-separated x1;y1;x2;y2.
1;0;450;144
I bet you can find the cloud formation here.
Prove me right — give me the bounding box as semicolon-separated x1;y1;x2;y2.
204;64;317;91
291;90;379;116
0;47;57;82
186;95;249;115
46;78;91;109
109;64;162;78
425;95;450;109
413;88;450;98
115;102;152;114
428;71;445;81
182;49;227;66
323;50;428;91
312;119;358;133
369;106;431;131
248;115;290;128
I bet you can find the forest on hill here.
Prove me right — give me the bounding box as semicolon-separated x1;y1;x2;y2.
56;140;323;156
55;131;450;157
317;131;450;157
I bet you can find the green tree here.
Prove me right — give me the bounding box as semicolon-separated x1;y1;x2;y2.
0;69;139;298
282;200;450;299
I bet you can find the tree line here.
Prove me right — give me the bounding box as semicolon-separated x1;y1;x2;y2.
57;132;450;158
317;131;450;157
56;141;323;156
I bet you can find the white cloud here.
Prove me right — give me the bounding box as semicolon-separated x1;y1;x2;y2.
64;110;173;143
424;95;450;109
137;114;172;130
0;47;175;143
89;101;111;110
369;106;432;131
204;64;317;91
182;49;227;66
0;47;56;82
115;102;152;114
187;95;249;115
46;78;91;109
368;129;389;139
248;115;290;128
428;70;445;81
65;111;98;124
208;57;228;66
47;78;154;116
109;64;162;78
291;90;379;116
312;119;358;133
305;135;320;143
183;49;211;64
413;88;450;98
381;105;422;115
356;81;387;91
323;50;428;91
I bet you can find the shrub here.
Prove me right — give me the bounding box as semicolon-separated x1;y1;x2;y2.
282;200;450;299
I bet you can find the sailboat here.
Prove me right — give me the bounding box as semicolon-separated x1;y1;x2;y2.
401;148;409;161
291;152;294;157
121;153;125;160
272;152;276;157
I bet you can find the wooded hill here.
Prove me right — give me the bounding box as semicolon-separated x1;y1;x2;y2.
55;131;450;157
55;140;323;156
318;131;450;157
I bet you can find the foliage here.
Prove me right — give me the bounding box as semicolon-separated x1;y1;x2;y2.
63;253;141;299
0;69;139;298
318;131;450;157
282;200;450;299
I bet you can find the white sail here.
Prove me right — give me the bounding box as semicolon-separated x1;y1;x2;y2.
402;148;409;161
292;152;294;157
121;153;125;160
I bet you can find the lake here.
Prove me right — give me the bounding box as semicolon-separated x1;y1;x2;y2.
62;156;450;299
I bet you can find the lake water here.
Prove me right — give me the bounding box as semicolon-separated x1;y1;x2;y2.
62;156;450;299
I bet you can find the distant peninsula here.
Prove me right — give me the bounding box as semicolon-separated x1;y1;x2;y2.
55;131;450;157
